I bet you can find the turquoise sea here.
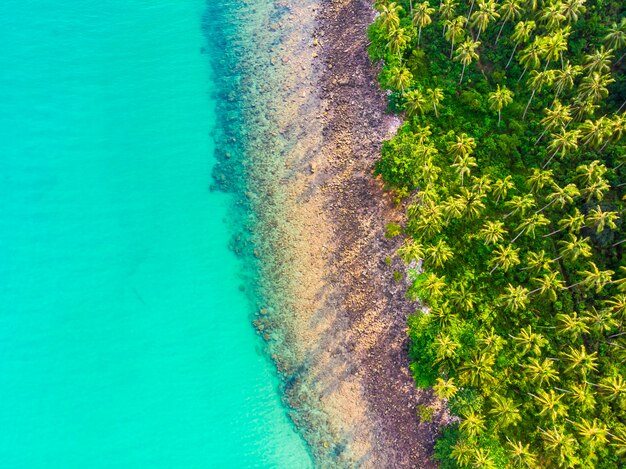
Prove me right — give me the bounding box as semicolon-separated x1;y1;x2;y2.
0;0;312;467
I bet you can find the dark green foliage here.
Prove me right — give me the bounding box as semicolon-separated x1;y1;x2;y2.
370;0;626;466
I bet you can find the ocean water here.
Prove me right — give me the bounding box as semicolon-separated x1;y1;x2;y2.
0;0;312;467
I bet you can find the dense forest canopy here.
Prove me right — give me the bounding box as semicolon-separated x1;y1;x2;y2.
368;0;626;466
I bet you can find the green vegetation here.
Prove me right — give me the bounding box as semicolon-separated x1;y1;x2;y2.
369;0;626;466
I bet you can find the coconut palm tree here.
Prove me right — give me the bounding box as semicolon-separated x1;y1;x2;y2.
490;395;521;431
579;117;610;147
543;208;584;237
540;2;566;31
566;261;614;292
424;239;454;268
425;87;444;117
527;168;554;193
510;325;547;355
540;29;569;70
447;132;476;159
556;233;592;261
511;213;550;242
404;89;427;115
543;128;579;168
495;0;523;43
376;1;403;31
523;249;552;272
413;1;435;47
397;240;425;263
529;271;564;300
489;244;521;273
561;0;586;23
599;374;626;400
571;97;598;121
470;0;499;41
504;194;536;218
459;352;496;387
571;418;608;450
507;20;536;69
556;311;590;338
491;175;514;203
488;84;514;126
386;26;412;56
535;101;573;145
479;220;507;245
539;426;577;465
577;159;608;186
388;65;413;92
471;174;491;195
433;377;458;399
552;62;581;103
433;333;459;362
454;38;480;84
506;439;537;468
525;358;560;387
460;187;487;218
445;16;467;59
451;154;477;185
579;72;615;103
439;0;458;36
583;46;614;74
586;205;619;233
523;70;554;119
500;284;530;311
450;281;476;311
600;113;625;151
536;183;580;212
561;345;598;376
451;440;473;467
604;18;626;63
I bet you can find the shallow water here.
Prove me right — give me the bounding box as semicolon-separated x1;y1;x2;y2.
0;0;312;466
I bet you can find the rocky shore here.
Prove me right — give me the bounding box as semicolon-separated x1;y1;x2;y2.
253;0;450;466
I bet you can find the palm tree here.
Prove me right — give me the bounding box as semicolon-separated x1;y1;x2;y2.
445;16;467;59
510;325;547;355
552;63;581;103
543;208;584;237
504;194;535;218
586;205;619;233
425;239;454;268
500;284;529;311
561;0;586;23
425;87;444;117
583;46;614;74
447;132;476;159
506;438;537;468
561;345;598;376
556;310;590;339
525;358;559;387
539;426;577;466
506;20;535;69
566;261;614;292
489;395;521;430
451;440;473;467
451;154;477;185
579;72;615;103
540;2;566;31
386;26;412;56
470;0;499;41
577;160;608;186
433;333;459;362
479;220;507;245
454;38;480;84
420;272;447;301
450;281;476;311
600;113;626;151
376;1;403;31
471;174;491;195
397;240;425;263
388;65;413;92
488;85;514;126
458;352;495;387
529;271;564;300
511;213;550;243
459;187;486;218
543;128;579;168
495;0;523;43
604;18;626;63
413;1;435;47
579;117;610;148
536;183;580;213
556;233;592;261
439;0;458;36
599;374;626;400
518;39;542;82
404;89;427;115
491;175;514;203
540;29;569;70
534;101;573;145
433;377;458;399
523;250;552;272
571;97;598;121
489;244;521;273
527;168;554;193
571;418;608;450
523;69;554;119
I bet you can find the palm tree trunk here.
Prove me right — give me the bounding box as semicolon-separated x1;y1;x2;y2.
517;66;527;83
506;43;518;69
511;229;526;244
476;26;482;42
543;59;551;72
467;0;475;20
612;239;626;247
536;198;557;214
617;99;626;113
433;102;439;118
522;89;536;119
534;127;548;145
542;149;559;169
495;19;507;44
498;110;501;127
418;26;422;47
460;63;467;85
617;50;626;65
450;39;455;59
613;161;624;171
489;263;500;274
542;228;563;238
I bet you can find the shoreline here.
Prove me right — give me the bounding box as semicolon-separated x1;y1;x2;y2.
252;0;448;466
